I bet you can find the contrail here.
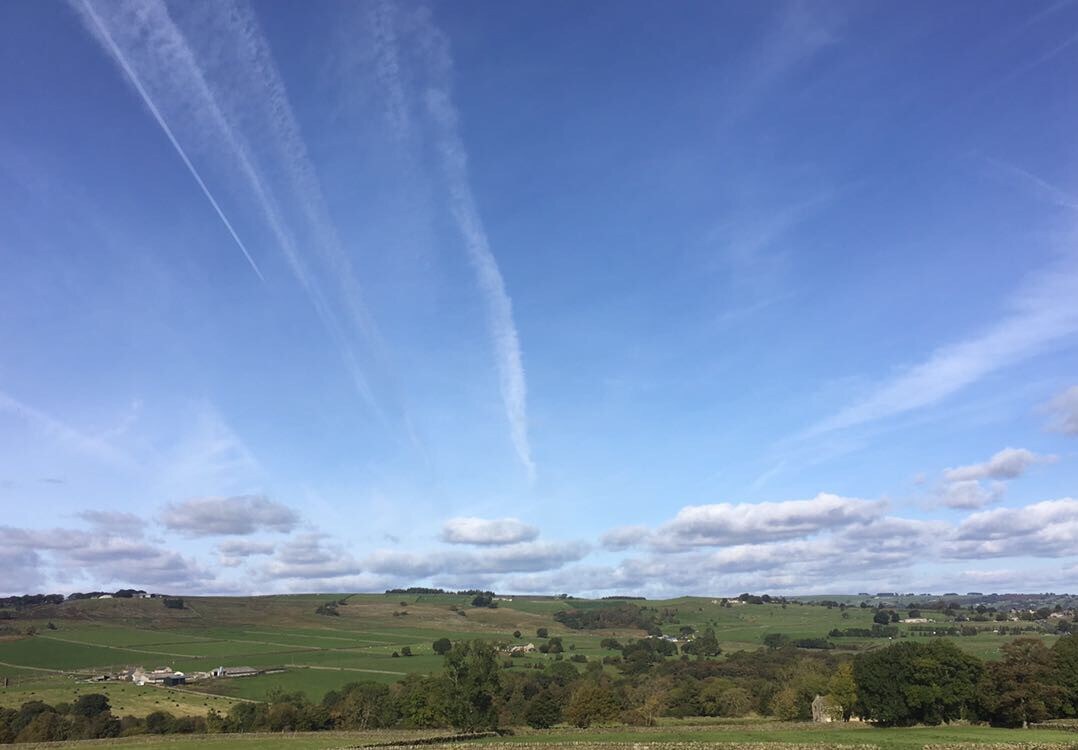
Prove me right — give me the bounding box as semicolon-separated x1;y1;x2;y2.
0;390;134;468
72;0;389;421
428;91;536;480
76;0;264;282
213;0;404;407
368;4;535;478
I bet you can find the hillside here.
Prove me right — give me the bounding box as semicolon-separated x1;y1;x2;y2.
1;592;1071;715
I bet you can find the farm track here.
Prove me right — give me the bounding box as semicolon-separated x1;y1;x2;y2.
0;659;63;673
241;630;391;645
295;665;407;676
37;635;203;659
165;684;256;703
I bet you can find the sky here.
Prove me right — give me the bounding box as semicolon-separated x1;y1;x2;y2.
2;0;1078;598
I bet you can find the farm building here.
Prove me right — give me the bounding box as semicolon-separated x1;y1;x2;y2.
131;667;184;686
212;665;261;678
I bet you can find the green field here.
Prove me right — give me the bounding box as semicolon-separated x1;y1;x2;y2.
0;593;1065;715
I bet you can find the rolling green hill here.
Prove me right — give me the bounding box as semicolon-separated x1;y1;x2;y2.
0;593;1066;715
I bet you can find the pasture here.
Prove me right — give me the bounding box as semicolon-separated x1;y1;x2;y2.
0;593;1064;713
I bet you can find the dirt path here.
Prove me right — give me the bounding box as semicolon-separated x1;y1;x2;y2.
296;664;407;676
0;659;63;673
37;634;196;659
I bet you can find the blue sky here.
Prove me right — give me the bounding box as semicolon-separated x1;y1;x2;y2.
2;0;1078;597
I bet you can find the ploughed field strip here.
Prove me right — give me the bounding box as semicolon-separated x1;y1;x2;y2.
12;726;1078;750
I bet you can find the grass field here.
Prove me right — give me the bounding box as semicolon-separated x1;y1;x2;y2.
0;593;1064;714
9;722;1078;750
0;677;241;716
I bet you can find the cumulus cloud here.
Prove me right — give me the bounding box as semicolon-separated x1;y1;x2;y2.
218;540;275;558
943;448;1053;482
0;547;45;594
938;479;1007;510
440;517;539;546
601;525;652;551
945;498;1078;559
161;495;299;536
932;447;1054;509
0;524;214;591
217;539;275;567
1045;385;1078;435
77;509;147;533
554;505;965;597
90;550;216;588
363;540;589;580
262;534;362;580
652;493;884;550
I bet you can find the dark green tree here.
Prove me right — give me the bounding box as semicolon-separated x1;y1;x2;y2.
524;689;563;728
442;640;501;731
854;640;982;726
325;682;398;729
432;637;452;655
978;638;1066;727
395;674;448;728
1052;634;1078;716
762;633;790;650
565;683;620;728
72;693;110;718
683;628;721;657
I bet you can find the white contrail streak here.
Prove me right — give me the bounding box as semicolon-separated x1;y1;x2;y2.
76;0;264;282
428;90;535;480
372;4;534;478
73;0;389;420
215;0;401;400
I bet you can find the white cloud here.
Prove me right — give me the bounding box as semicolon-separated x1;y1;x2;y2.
931;447;1054;509
217;539;275;567
440;517;539;546
652;493;884;550
945;498;1078;558
938;479;1006;510
217;540;275;558
161;495;299;536
943;447;1053;482
0;547;45;595
262;534;361;581
1045;385;1078;435
77;509;146;533
0;524;215;592
601;525;652;551
363;540;589;580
